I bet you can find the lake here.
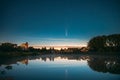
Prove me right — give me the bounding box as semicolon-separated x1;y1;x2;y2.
0;54;120;80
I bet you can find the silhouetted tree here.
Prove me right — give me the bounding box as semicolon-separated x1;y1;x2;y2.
88;35;106;52
88;34;120;52
41;47;47;52
106;34;120;51
28;47;35;52
0;42;17;52
16;46;23;52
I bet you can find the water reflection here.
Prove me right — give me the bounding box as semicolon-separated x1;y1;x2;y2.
0;54;120;80
0;54;120;74
88;56;120;74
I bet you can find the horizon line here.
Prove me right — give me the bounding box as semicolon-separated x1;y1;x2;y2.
32;45;87;49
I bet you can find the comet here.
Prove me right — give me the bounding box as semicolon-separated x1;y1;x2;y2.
65;28;68;37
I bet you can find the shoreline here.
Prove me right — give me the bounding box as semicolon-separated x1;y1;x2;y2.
0;51;120;58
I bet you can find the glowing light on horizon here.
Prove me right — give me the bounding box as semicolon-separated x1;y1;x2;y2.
32;44;87;50
14;37;87;49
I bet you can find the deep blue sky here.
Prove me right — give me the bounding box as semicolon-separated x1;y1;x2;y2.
0;0;120;46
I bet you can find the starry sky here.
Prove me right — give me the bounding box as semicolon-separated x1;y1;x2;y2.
0;0;120;47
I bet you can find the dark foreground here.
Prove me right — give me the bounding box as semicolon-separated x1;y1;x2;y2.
0;53;120;80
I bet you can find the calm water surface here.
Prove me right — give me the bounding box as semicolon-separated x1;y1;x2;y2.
0;54;120;80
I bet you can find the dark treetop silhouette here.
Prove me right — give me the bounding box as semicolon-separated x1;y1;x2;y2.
88;34;120;52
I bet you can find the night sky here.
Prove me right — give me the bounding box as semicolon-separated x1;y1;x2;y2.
1;0;120;47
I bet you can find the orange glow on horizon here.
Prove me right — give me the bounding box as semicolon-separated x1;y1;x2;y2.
32;44;87;50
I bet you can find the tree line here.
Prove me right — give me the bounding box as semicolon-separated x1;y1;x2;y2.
88;34;120;52
0;34;120;56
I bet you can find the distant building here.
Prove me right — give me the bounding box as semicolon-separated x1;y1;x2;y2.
80;47;89;52
20;42;28;50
